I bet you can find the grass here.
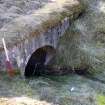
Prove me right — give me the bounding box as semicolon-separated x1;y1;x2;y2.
0;71;36;97
97;94;105;105
44;75;71;83
0;70;105;105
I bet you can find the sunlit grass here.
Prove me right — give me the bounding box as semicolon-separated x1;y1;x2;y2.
98;1;105;13
97;94;105;105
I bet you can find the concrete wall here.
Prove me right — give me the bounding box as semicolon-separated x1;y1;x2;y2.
0;0;84;75
0;17;70;73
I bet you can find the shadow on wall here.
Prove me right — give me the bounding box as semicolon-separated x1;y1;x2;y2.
24;45;56;77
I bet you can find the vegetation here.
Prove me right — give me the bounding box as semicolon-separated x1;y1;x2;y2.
1;0;105;105
97;94;105;105
0;71;105;105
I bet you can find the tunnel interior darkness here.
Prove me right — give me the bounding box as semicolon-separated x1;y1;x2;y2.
24;46;56;77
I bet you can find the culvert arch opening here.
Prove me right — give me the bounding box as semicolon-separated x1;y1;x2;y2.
24;45;56;77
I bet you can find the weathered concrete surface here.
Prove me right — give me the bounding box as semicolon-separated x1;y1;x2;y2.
0;0;84;73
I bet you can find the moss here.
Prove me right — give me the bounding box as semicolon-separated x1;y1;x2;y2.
97;95;105;105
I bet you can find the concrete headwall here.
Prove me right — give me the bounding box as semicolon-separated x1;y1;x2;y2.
0;0;84;73
0;17;69;71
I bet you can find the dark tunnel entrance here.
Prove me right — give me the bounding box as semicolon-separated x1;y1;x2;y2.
24;46;56;77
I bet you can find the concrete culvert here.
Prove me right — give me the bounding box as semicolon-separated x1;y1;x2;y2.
24;46;56;77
